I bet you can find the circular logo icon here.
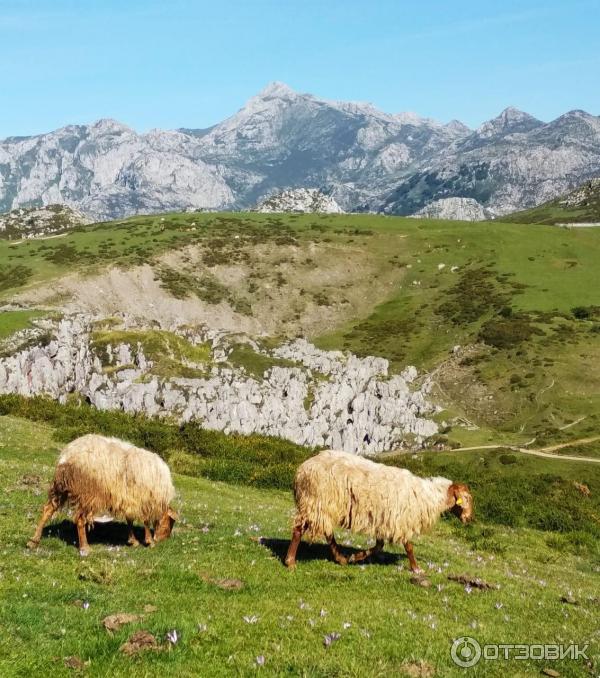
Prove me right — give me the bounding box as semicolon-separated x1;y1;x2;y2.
451;636;482;668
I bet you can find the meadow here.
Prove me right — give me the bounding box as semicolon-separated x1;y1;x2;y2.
1;412;599;677
1;211;599;446
0;211;599;675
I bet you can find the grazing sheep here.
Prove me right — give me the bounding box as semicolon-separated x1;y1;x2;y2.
285;450;473;572
27;434;177;556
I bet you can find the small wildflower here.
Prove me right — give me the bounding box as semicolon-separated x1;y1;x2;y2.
343;622;351;629
197;623;207;633
495;602;503;609
166;629;179;645
464;585;473;594
299;600;308;610
82;601;90;610
320;609;327;617
243;615;259;624
361;629;371;639
323;632;341;648
255;655;265;666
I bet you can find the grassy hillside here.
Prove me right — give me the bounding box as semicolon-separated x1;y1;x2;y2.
504;179;600;225
1;211;599;448
1;414;599;677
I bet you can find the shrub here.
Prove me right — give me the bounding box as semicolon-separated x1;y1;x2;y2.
479;315;541;349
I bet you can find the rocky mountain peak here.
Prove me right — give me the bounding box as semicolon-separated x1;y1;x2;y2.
256;81;298;99
88;118;133;135
476;107;543;138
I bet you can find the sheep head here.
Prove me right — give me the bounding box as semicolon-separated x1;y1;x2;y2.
154;507;178;542
447;483;473;524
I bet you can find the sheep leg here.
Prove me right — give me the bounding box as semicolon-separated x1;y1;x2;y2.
348;539;384;564
404;541;423;573
27;499;58;549
127;521;140;547
76;515;90;557
326;534;349;565
285;523;304;569
143;523;155;548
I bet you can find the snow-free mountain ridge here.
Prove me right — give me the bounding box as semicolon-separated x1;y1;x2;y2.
1;83;599;221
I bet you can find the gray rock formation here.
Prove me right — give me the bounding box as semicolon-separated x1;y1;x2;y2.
411;197;490;221
0;317;438;453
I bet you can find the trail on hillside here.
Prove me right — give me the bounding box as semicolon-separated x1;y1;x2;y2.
451;435;600;464
379;435;600;464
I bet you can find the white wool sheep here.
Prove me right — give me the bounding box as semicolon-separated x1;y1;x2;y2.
285;450;473;572
27;434;177;556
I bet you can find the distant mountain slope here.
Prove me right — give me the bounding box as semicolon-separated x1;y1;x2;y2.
381;109;600;217
1;83;599;220
504;178;600;224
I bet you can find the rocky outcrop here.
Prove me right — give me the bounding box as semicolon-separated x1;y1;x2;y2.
0;318;438;453
411;197;490;221
557;177;600;209
254;188;344;214
0;204;90;239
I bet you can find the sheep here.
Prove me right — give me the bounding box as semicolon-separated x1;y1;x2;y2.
285;450;473;572
27;434;177;556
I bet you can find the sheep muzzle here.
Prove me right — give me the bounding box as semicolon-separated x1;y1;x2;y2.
154;507;177;542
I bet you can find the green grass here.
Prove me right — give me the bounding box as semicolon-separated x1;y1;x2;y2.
90;329;212;380
1;414;598;677
227;343;298;379
0;309;46;340
1;210;599;449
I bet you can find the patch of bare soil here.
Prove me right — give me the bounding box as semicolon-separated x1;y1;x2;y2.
119;630;162;656
15;240;405;338
399;660;436;677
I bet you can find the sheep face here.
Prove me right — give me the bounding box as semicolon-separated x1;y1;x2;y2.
154;507;178;542
448;483;473;524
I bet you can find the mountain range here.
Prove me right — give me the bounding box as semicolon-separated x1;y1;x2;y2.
1;82;599;221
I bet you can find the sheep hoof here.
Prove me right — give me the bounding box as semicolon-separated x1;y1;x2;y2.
127;539;141;548
145;540;156;549
79;547;90;557
26;539;39;550
285;559;296;570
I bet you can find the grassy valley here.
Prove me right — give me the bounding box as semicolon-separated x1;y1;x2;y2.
3;210;598;447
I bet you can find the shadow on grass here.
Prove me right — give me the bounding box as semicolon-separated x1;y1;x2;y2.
42;519;146;549
260;537;402;567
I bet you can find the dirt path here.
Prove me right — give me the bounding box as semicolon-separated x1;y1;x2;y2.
379;435;600;464
456;435;600;464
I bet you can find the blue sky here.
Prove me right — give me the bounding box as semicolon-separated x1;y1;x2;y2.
1;0;599;138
